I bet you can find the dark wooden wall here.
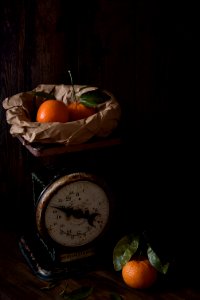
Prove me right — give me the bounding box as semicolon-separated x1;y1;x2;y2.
0;0;197;266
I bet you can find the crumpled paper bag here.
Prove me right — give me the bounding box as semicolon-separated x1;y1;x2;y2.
2;84;121;145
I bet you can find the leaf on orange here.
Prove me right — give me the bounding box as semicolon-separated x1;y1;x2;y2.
113;234;139;271
147;244;170;274
80;89;111;107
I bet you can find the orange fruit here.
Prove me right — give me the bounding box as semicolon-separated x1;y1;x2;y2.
36;99;69;123
67;101;96;121
122;259;157;289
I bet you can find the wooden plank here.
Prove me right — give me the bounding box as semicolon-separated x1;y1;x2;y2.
17;135;122;157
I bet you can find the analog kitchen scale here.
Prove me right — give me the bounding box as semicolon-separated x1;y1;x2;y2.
19;170;114;281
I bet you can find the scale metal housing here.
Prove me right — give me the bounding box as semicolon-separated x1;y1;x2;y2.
18;135;121;281
19;170;114;281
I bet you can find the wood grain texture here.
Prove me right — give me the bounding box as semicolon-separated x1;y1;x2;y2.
1;230;200;300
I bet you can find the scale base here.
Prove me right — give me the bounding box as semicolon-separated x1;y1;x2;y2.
19;234;98;281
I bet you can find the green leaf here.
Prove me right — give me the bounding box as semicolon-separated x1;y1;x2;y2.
80;89;111;107
60;286;93;300
113;234;139;271
32;91;55;99
147;245;170;274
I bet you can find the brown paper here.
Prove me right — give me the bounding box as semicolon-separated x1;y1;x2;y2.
2;84;121;145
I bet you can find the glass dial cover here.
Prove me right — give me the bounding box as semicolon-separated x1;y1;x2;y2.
36;173;110;248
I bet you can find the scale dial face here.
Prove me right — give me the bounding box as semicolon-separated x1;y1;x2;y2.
36;173;111;248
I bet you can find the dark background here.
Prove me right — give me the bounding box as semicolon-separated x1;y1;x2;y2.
0;0;198;278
